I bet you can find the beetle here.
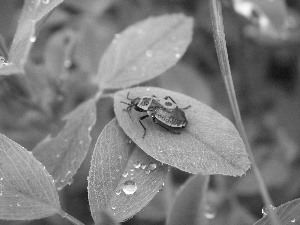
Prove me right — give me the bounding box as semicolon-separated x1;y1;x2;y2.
121;92;191;138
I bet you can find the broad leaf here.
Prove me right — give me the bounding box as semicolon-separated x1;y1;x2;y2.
114;87;251;176
254;199;300;225
98;14;193;90
88;118;168;222
7;0;63;72
33;99;96;190
0;133;60;220
166;174;210;225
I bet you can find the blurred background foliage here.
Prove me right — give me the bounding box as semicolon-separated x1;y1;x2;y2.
1;0;300;224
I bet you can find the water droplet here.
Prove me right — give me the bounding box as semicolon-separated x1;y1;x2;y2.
111;206;116;210
141;164;147;169
122;180;137;195
0;177;3;181
56;154;60;158
122;172;128;178
204;204;216;219
42;0;49;4
30;36;36;43
147;163;157;171
175;53;181;58
158;183;165;192
291;218;296;223
17;203;21;207
146;50;153;57
146;88;150;92
57;186;62;191
127;139;132;144
118;155;122;159
145;170;150;175
116;189;121;195
133;161;141;169
79;140;83;145
0;191;2;196
262;205;275;216
64;59;72;68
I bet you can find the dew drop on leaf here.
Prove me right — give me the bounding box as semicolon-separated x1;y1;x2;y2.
147;163;157;171
262;205;275;216
146;50;153;58
29;36;36;43
115;189;121;195
141;164;147;169
133;161;141;169
291;218;296;223
204;204;216;219
111;206;116;210
17;203;21;207
122;180;137;195
0;177;3;181
175;53;181;58
145;170;150;175
122;172;128;178
42;0;49;4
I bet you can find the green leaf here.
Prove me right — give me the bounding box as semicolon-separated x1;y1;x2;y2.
88;118;168;222
254;199;300;225
33;99;96;190
7;0;64;72
166;174;210;225
0;133;60;220
114;87;251;176
98;13;193;90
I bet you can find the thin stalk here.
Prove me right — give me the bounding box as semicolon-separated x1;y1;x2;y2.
209;1;280;225
59;210;85;225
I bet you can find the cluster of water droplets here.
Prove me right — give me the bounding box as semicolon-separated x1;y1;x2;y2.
111;161;159;209
261;205;296;223
0;56;13;68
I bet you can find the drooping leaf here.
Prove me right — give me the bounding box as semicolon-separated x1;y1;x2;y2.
88;118;168;222
98;13;193;90
166;174;210;225
114;87;251;176
33;99;96;190
0;133;60;220
254;198;300;225
6;0;63;73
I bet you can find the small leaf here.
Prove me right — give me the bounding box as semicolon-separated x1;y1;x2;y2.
0;133;60;220
88;118;168;222
33;99;96;190
114;87;251;176
166;174;210;225
254;198;300;225
7;0;64;71
98;13;193;90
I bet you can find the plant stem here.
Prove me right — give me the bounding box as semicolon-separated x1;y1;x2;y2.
59;210;85;225
209;1;280;225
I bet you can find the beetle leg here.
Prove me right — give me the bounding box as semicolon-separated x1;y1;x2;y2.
139;115;149;138
181;105;191;110
164;96;177;104
126;92;133;100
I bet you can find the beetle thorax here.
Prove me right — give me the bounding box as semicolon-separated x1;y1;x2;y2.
137;97;154;110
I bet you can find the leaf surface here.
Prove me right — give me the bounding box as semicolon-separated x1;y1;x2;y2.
254;198;300;225
114;87;251;176
0;134;60;220
88;118;168;222
33;99;96;190
6;0;63;72
98;14;193;90
166;174;209;225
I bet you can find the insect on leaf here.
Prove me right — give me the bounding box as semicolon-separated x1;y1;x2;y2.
114;87;251;176
88;118;168;222
33;99;96;190
98;13;193;90
0;133;60;220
